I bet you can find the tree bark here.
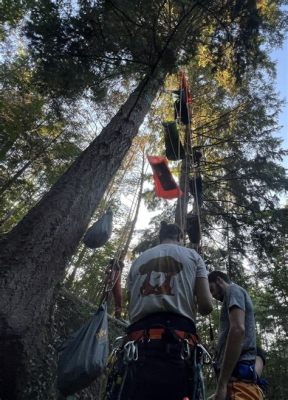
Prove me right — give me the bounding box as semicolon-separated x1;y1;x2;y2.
0;67;165;399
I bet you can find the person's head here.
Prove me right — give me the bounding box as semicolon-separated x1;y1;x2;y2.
159;221;183;244
208;270;231;302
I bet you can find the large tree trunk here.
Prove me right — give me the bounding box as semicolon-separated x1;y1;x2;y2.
0;67;165;399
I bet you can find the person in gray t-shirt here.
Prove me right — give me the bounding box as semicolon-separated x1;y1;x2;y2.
121;221;213;400
128;223;212;325
208;271;263;400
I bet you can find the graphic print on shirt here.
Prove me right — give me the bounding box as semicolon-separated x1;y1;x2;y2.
139;256;183;296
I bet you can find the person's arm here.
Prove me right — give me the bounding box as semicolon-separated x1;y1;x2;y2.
215;307;245;400
255;356;264;377
255;347;266;377
195;277;213;315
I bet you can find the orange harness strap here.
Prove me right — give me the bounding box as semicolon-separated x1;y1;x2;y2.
128;328;198;346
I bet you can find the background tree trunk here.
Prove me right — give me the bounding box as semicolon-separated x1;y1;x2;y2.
0;67;166;399
0;132;62;196
65;246;87;288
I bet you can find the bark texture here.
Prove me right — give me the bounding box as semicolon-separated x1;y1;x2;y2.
0;68;165;399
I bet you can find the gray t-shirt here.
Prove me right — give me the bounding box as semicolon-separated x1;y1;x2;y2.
216;283;256;369
128;243;208;324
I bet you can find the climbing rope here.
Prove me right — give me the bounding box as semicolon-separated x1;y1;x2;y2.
95;152;146;307
174;70;203;251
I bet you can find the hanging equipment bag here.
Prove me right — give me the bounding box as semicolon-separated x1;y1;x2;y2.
162;121;185;160
174;90;189;125
186;214;200;244
189;176;203;207
57;302;109;396
83;208;113;248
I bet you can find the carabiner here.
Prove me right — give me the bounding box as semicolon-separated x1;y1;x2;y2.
124;340;138;362
181;339;191;360
197;343;212;364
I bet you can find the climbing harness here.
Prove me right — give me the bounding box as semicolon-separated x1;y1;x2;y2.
103;325;211;400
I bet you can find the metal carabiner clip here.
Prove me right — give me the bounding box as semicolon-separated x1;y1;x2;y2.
124;340;139;362
132;342;138;361
181;339;191;360
197;343;212;364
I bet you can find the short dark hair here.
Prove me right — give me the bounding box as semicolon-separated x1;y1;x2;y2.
159;221;183;243
208;270;231;283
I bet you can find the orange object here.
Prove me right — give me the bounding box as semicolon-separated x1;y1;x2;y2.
128;328;198;346
148;155;183;199
179;71;192;104
227;381;264;400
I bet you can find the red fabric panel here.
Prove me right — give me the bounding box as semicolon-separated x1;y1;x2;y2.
148;155;183;199
179;71;192;104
